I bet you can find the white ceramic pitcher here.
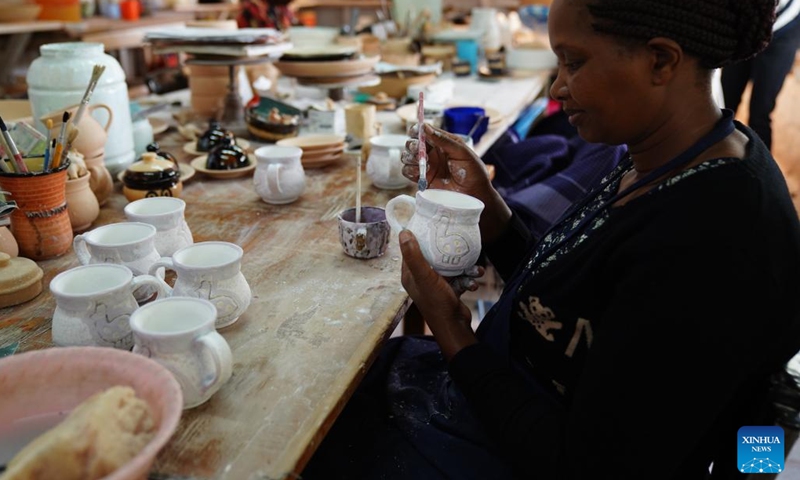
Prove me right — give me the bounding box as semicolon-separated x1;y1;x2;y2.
385;189;484;276
253;145;306;205
124;197;194;256
50;264;166;349
148;241;252;328
367;134;413;190
131;297;233;409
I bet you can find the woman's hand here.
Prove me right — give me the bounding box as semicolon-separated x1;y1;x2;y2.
401;123;514;245
399;229;478;360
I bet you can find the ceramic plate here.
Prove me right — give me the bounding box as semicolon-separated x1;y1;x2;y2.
301;151;344;168
148;117;170;135
117;163;196;184
190;154;256;179
276;134;347;151
274;55;380;79
280;46;358;62
183;139;251;156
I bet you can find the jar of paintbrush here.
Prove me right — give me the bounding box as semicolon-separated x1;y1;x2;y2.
0;114;74;260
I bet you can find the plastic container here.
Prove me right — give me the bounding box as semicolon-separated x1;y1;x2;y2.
26;42;135;176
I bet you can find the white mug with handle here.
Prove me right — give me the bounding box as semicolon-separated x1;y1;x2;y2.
385;189;484;277
130;297;233;409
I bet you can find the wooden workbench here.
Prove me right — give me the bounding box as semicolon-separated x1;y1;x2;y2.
0;128;411;479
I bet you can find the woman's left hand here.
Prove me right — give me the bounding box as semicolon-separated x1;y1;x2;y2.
399;230;478;360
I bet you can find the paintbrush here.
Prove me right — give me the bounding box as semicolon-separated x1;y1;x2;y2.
54;127;78;170
0;116;28;174
43;119;54;171
51;111;70;170
417;91;427;191
0;132;13;173
73;64;106;126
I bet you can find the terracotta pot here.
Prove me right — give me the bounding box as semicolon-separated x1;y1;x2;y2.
0;225;18;257
40;103;113;160
84;153;113;206
0;164;72;260
65;173;99;233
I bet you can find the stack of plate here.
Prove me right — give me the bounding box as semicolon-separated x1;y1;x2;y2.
274;47;381;88
276;134;346;168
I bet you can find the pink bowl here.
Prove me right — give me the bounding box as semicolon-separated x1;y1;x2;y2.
0;346;183;479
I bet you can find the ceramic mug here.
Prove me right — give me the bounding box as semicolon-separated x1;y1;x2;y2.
73;222;162;301
253;145;306;205
124;197;193;257
337;206;391;259
366;134;413;190
130;297;233;409
385;189;484;276
50;263;166;349
148;241;252;328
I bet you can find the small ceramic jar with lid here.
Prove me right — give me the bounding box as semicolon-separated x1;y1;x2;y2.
206;133;250;170
0;252;43;308
122;152;183;202
196;119;229;153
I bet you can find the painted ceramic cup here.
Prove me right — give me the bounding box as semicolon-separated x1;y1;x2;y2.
337;206;390;259
124;197;193;256
253;145;306;205
73;222;162;301
148;241;252;328
50;264;166;349
131;297;233;409
385;189;484;276
366;134;413;190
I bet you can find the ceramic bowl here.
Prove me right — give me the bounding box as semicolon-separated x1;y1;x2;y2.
359;70;437;100
0;346;183;479
245;109;300;142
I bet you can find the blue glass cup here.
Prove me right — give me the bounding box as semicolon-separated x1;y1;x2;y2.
442;107;490;144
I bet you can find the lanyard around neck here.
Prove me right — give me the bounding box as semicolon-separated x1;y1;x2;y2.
531;109;736;268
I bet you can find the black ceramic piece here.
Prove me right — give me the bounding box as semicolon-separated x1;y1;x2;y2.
122;167;180;190
196;120;229;153
145;142;178;165
206;133;250;170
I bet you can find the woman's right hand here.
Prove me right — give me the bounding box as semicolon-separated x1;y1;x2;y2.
401;123;513;245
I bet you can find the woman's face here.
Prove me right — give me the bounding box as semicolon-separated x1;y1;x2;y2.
548;0;664;145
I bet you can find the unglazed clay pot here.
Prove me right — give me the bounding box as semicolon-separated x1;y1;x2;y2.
41;103;112;160
0;164;72;261
65;173;100;233
84;153;113;206
0;226;19;258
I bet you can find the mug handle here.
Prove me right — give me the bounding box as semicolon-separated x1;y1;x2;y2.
88;103;114;132
73;234;91;265
197;331;233;393
148;258;175;296
267;163;283;194
131;273;169;300
384;194;416;233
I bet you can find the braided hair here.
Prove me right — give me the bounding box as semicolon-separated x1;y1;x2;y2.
586;0;777;68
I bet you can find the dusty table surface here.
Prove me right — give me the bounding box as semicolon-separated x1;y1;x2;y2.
0;129;412;479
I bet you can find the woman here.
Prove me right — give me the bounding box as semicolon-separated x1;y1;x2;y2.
303;0;800;478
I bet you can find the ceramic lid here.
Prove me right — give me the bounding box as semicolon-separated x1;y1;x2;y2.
127;152;177;173
0;252;43;296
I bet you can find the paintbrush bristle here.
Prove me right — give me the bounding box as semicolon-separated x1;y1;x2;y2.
62;111;70;122
0;116;7;132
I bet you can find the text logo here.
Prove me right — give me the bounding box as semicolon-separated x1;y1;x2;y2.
738;426;784;474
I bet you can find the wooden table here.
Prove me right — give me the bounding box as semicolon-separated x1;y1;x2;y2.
0;129;412;479
0;70;550;478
